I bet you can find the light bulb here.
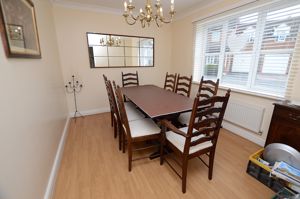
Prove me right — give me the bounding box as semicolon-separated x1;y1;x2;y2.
124;1;127;12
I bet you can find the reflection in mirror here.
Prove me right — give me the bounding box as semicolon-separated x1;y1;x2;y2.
87;33;154;68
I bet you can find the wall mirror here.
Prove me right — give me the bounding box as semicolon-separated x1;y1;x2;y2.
86;32;154;68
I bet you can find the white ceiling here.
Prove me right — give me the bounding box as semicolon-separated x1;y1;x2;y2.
52;0;218;17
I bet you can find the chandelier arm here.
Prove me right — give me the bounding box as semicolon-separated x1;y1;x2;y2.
159;14;175;24
129;13;139;21
154;17;161;27
125;16;138;25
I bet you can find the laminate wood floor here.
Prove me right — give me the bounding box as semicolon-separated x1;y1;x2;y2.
52;113;274;199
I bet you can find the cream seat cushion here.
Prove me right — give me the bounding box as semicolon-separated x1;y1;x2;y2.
166;127;213;154
178;112;191;125
124;102;144;121
129;118;161;138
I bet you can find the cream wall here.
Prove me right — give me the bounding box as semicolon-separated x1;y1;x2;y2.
53;5;173;114
171;0;300;145
0;1;68;199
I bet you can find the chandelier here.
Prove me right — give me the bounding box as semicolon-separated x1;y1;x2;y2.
100;35;121;46
123;0;175;28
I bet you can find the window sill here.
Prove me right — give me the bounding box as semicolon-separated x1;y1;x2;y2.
192;81;286;101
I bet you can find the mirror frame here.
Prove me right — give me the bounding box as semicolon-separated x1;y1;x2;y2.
86;32;155;68
0;0;41;58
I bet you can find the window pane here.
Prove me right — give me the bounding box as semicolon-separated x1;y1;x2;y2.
226;13;258;52
222;13;258;86
254;4;300;95
206;25;223;53
253;53;291;95
204;54;219;79
222;53;251;86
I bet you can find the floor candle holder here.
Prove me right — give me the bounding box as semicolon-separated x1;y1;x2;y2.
65;75;83;119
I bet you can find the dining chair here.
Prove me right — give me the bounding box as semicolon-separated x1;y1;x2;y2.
104;77;119;139
175;74;192;97
122;71;139;87
178;76;220;125
160;89;231;193
115;85;161;171
164;72;177;92
103;74;114;127
112;81;145;152
197;76;220;99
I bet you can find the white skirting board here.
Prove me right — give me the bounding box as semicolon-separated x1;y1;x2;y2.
43;117;70;199
69;107;110;117
222;121;266;146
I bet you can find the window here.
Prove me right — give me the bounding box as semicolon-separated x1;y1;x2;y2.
193;1;300;97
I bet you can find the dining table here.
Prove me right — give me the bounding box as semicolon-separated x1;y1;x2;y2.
120;85;194;119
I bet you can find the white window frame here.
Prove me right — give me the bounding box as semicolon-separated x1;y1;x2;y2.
193;0;300;98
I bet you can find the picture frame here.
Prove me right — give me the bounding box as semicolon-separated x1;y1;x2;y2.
0;0;41;58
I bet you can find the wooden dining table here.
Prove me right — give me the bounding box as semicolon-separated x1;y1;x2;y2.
120;85;194;119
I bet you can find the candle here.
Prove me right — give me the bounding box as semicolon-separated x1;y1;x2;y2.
140;8;143;13
171;0;174;11
160;7;163;17
124;1;127;12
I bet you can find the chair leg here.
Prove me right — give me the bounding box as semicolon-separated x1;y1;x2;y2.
160;136;165;165
122;133;126;153
128;142;132;172
113;119;117;138
182;157;188;193
208;150;215;180
110;111;113;127
118;125;122;151
160;145;164;165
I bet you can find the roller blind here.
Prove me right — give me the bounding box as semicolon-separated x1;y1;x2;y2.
193;1;300;98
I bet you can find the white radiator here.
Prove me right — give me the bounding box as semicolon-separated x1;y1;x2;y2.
224;99;265;134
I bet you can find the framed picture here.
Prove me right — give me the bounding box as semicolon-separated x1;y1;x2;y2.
0;0;41;58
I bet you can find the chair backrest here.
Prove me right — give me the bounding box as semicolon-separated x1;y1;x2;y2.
184;89;231;155
115;85;132;140
103;74;108;83
175;74;192;97
103;75;114;112
164;72;177;92
104;80;119;120
122;71;139;87
198;76;219;100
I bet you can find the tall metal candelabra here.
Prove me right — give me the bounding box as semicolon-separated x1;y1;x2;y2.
65;75;83;119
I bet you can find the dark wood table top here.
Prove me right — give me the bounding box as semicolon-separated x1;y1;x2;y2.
121;85;194;118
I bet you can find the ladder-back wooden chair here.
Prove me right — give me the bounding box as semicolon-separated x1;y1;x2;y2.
175;74;192;97
198;76;219;100
164;72;177;92
115;85;161;171
104;78;119;140
112;81;145;152
103;74;114;127
160;89;231;193
122;71;139;87
179;76;220;125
